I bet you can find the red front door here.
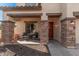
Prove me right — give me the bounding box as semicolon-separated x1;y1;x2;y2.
49;22;53;40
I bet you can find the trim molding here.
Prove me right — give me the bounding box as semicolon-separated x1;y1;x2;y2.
61;17;76;22
0;20;15;23
40;20;48;22
46;13;62;17
73;12;79;17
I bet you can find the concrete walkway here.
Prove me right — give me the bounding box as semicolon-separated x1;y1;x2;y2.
48;40;79;56
17;40;40;44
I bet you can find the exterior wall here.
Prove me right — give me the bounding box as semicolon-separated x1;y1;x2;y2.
60;3;67;20
76;19;79;44
61;18;76;48
1;3;64;45
34;23;39;33
14;20;39;36
3;3;79;21
38;21;48;44
3;3;61;42
1;21;15;44
60;3;79;20
14;21;25;36
66;4;79;44
2;3;79;46
67;3;79;17
16;3;61;21
42;3;61;13
60;3;79;46
14;17;40;35
48;17;61;42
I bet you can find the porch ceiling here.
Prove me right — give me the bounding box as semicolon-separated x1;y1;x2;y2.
7;13;42;18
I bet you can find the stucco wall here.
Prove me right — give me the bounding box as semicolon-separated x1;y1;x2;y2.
41;3;61;20
14;21;25;36
60;3;79;20
67;3;79;17
60;3;67;20
42;3;61;13
14;21;39;36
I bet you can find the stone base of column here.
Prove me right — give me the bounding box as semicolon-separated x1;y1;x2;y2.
1;20;15;45
61;17;76;48
38;20;48;45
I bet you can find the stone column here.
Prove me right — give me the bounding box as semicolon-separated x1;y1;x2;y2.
38;21;48;45
61;17;76;48
1;21;15;44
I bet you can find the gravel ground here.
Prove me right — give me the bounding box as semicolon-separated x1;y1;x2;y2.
0;44;50;56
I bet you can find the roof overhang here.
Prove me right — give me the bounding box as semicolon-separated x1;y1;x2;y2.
73;12;79;17
0;6;42;11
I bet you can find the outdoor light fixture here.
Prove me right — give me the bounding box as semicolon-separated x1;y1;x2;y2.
70;20;75;25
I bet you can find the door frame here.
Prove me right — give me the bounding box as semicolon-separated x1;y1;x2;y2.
47;13;61;41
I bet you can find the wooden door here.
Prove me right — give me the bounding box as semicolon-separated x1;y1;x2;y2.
49;22;53;40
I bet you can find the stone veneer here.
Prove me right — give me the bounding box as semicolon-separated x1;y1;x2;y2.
38;21;48;45
1;21;15;44
61;17;76;48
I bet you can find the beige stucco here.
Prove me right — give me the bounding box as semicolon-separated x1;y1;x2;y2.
14;22;39;36
14;21;25;36
42;3;61;20
14;17;40;36
60;3;67;20
67;3;79;17
42;3;61;13
60;3;79;20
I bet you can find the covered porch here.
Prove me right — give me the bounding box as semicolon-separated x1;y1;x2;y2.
0;13;48;45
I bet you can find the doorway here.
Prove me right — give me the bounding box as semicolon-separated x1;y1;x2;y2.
49;22;53;40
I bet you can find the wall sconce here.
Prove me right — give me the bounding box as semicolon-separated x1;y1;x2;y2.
70;20;75;25
14;23;17;27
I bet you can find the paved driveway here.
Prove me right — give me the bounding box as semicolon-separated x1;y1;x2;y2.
48;40;79;56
